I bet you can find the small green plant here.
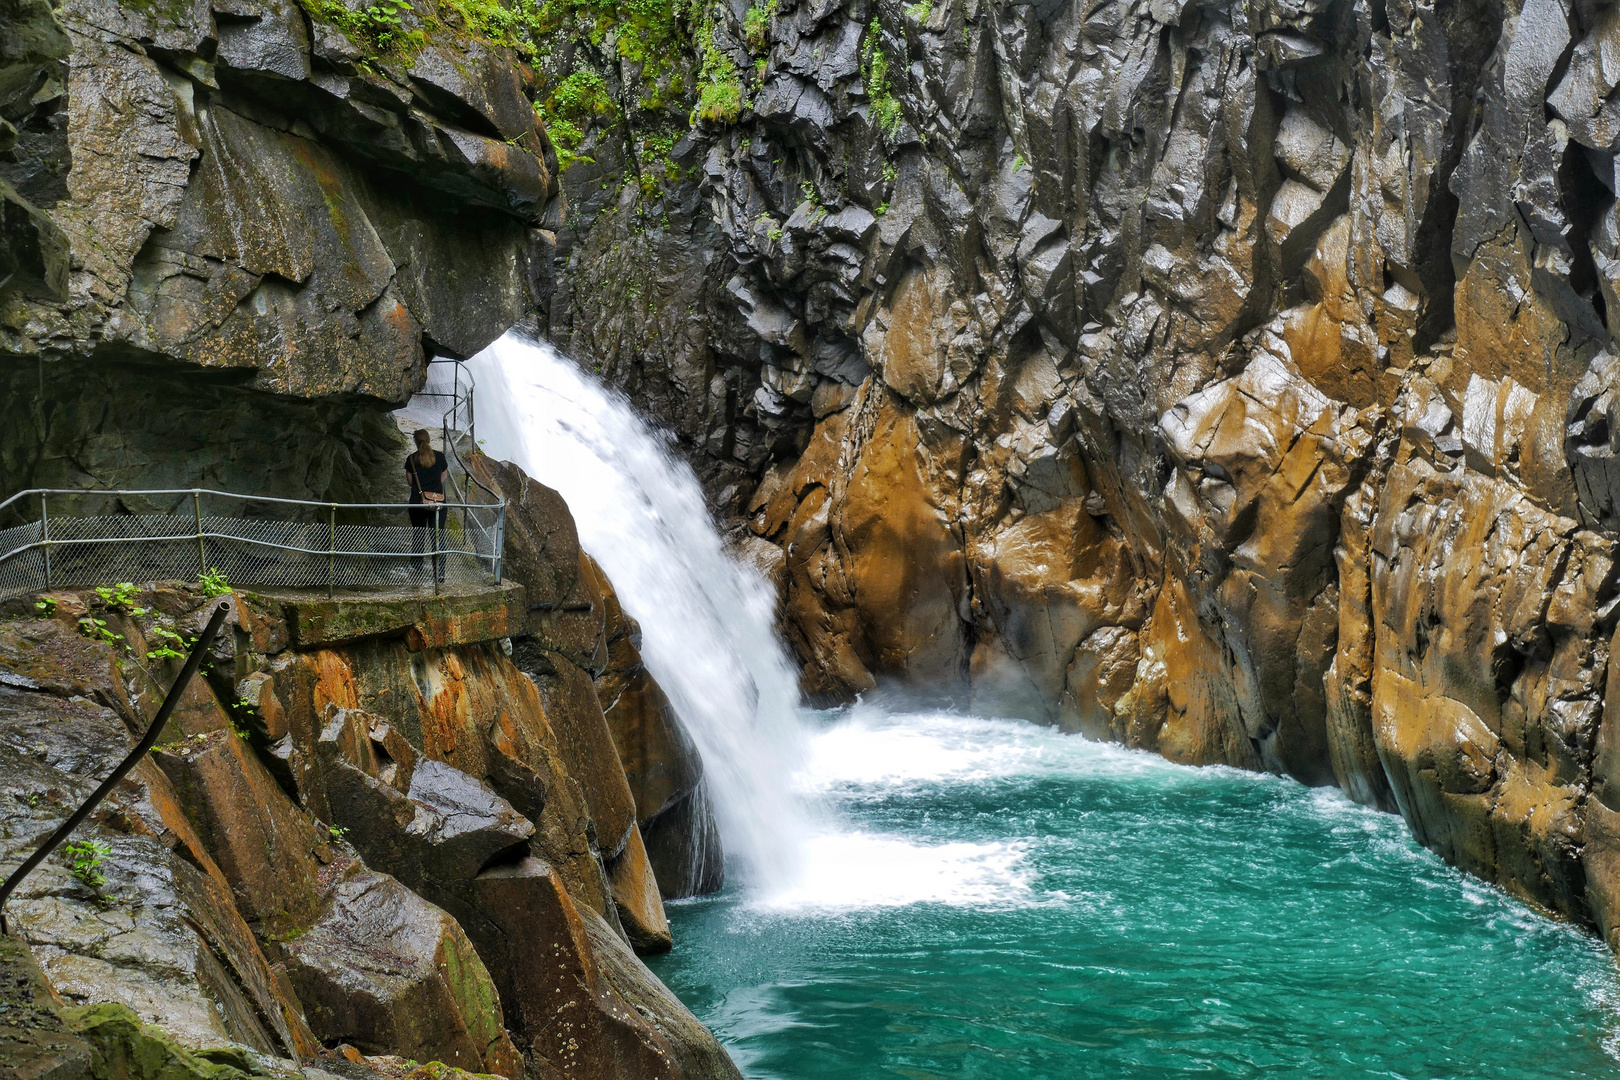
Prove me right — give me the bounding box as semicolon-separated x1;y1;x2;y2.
1012;153;1027;172
328;824;349;840
861;20;903;136
33;597;56;617
537;69;618;173
62;839;111;889
800;179;817;203
299;0;424;59
904;0;930;21
743;0;776;52
95;583;147;616
145;624;194;662
77;617;123;648
882;161;898;185
693;13;745;125
875;201;890;216
198;568;231;598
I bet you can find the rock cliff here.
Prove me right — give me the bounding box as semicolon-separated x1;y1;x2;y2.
1;0;554;502
0;464;737;1080
532;0;1620;946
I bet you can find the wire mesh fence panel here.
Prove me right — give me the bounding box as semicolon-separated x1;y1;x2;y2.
0;521;45;598
0;492;505;601
1;367;505;602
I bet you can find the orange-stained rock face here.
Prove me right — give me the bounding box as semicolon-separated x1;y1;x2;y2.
0;553;736;1077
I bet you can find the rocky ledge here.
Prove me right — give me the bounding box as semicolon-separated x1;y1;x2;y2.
0;457;737;1080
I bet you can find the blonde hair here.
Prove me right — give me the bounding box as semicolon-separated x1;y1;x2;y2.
413;429;432;446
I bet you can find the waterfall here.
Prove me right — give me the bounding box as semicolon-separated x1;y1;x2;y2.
465;332;810;891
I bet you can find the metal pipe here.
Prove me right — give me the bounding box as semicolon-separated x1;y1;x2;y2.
39;492;50;589
328;504;336;598
193;491;205;575
494;502;505;585
0;601;231;935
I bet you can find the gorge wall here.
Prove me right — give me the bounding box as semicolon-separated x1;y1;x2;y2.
532;0;1620;945
1;0;737;1075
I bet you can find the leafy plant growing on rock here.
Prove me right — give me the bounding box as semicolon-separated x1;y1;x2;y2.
539;69;619;172
76;616;122;649
300;0;426;59
693;18;745;125
33;597;56;618
904;0;930;21
198;568;230;598
861;20;902;137
145;625;193;662
95;583;146;616
62;840;111;889
743;0;775;52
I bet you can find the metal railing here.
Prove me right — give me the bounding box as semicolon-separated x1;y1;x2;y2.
0;488;504;600
0;357;509;601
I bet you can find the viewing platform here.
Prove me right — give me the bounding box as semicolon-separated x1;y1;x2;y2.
0;361;505;603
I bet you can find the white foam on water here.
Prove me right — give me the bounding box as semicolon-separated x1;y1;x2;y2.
753;830;1039;911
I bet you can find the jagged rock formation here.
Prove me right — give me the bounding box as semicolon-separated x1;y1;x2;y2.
0;464;737;1079
0;0;554;503
533;0;1620;946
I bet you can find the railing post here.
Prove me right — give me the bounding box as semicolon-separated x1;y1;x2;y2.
497;503;506;584
193;490;205;576
328;504;336;599
39;492;51;589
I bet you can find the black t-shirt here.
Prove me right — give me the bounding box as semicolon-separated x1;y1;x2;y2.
406;450;449;499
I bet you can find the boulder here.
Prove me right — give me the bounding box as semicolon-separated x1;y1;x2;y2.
605;826;672;955
153;717;521;1078
156;731;331;940
468;857;727;1080
278;865;520;1079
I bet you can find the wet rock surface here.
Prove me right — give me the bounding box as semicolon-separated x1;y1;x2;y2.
0;0;556;504
526;0;1620;943
0;462;740;1078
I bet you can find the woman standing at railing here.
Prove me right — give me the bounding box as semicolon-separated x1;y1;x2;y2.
406;428;449;584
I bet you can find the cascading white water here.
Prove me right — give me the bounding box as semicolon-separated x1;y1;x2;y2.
466;332;811;890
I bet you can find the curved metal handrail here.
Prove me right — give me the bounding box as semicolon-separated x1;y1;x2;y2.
425;358;502;507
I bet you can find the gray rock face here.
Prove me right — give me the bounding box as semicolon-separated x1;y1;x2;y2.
1;0;556;502
531;0;1620;946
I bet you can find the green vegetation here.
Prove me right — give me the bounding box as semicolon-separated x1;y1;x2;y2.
95;583;146;617
62;839;111;889
904;0;930;21
541;70;618;170
33;596;56;617
299;0;426;61
862;19;902;137
744;0;775;52
145;624;194;662
693;15;745;124
77;616;122;649
198;568;230;598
